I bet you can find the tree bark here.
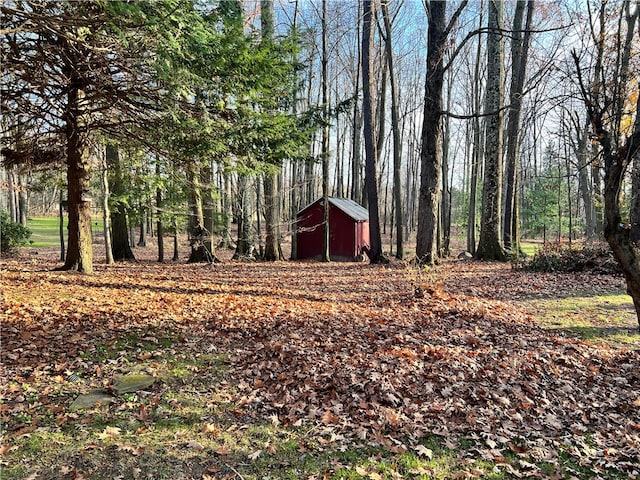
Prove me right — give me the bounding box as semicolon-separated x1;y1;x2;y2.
101;151;114;265
187;160;214;263
362;0;383;263
107;143;135;261
137;214;147;247
572;118;596;239
381;2;403;259
467;9;484;255
263;172;283;260
504;0;534;254
59;79;94;273
7;169;17;223
601;94;640;328
59;189;65;262
632;151;640;243
156;160;164;263
222;169;234;248
260;0;283;262
441;68;453;257
416;1;447;265
321;0;330;262
233;175;254;259
18;174;28;227
476;0;507;261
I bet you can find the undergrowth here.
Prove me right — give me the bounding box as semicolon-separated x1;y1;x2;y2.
519;242;621;274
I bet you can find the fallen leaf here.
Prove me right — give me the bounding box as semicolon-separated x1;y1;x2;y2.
215;446;231;455
248;450;262;460
97;426;121;441
186;440;204;450
321;410;339;425
203;423;220;435
356;466;368;476
413;444;434;459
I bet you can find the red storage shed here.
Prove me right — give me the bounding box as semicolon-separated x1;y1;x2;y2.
294;197;370;261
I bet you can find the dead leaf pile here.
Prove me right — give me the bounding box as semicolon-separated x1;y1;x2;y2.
1;255;639;477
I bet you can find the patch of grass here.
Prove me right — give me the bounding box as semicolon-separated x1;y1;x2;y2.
27;216;66;247
520;241;540;257
521;292;640;348
27;216;104;248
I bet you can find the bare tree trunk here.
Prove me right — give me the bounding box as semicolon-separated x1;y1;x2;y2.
592;164;604;235
17;174;27;227
632;151;640;243
59;81;93;273
187;160;211;263
261;0;282;261
107;143;135;261
467;8;484;254
289;0;302;260
351;0;363;205
263;173;283;260
362;0;383;263
321;0;330;262
600;95;640;328
59;189;65;262
504;0;534;254
441;68;453;257
219;168;234;249
7;169;17;223
571;117;596;240
172;217;179;261
233;175;254;259
476;0;507;261
137;212;147;247
101;150;114;265
381;2;403;259
416;1;447;264
156;160;164;263
621;2;640;242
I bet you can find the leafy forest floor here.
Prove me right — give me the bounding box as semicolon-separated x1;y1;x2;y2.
1;244;640;479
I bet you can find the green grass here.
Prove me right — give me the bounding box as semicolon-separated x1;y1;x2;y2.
519;292;640;348
27;216;104;247
519;241;541;257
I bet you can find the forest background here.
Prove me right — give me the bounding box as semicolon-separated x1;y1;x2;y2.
2;0;638;273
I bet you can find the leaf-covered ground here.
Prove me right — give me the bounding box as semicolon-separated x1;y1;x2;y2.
1;251;639;479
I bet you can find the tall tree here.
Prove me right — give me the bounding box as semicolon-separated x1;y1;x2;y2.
361;0;383;263
381;1;404;259
476;0;507;260
351;1;364;206
321;0;331;262
1;1;199;273
107;143;135;261
573;0;640;326
503;0;535;254
416;0;468;264
261;0;284;261
155;159;165;262
467;5;485;254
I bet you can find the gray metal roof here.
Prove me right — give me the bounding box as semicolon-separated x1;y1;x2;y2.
297;197;369;222
328;197;369;221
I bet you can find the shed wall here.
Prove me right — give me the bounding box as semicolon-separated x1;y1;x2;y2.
295;198;370;261
296;203;324;260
